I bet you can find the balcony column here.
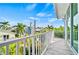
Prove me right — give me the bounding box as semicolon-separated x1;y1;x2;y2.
78;19;79;54
78;4;79;54
64;18;67;41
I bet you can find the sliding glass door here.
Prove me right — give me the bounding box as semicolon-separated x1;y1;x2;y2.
71;3;78;52
73;19;78;52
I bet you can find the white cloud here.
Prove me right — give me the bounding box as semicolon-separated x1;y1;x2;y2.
47;13;52;16
36;13;52;17
48;18;57;23
37;13;46;17
37;23;49;27
48;18;64;23
26;4;37;11
28;17;37;20
0;17;8;22
28;17;40;21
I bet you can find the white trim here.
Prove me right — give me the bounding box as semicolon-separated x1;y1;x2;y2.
66;41;77;55
41;44;49;55
64;17;67;41
78;3;79;54
71;47;78;55
70;4;72;47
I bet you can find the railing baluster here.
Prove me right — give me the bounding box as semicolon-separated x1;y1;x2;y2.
38;36;39;55
0;31;52;55
16;42;19;55
40;35;43;54
39;35;41;54
23;39;26;55
28;38;30;55
36;36;37;55
32;37;35;55
6;44;9;55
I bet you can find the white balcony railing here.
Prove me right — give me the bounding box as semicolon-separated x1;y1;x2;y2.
0;31;53;55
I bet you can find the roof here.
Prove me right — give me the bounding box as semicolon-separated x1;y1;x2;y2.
54;3;70;19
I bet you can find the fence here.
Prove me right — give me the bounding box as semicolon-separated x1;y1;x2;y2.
0;31;53;55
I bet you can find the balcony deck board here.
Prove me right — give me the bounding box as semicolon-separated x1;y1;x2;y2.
44;38;74;55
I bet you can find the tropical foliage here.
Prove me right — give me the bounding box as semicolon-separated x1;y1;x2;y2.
0;21;10;30
15;23;26;38
54;26;64;38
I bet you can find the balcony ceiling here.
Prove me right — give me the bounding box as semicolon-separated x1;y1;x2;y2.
54;3;70;19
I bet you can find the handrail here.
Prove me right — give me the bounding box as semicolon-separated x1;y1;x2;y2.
0;31;53;55
0;31;52;46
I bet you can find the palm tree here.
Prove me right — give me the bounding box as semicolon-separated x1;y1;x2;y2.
0;21;10;30
15;23;26;37
74;25;78;31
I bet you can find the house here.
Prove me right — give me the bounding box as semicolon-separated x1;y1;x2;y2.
55;3;79;54
36;27;42;32
0;28;15;41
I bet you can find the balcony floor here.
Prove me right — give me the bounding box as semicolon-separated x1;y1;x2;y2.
44;38;74;55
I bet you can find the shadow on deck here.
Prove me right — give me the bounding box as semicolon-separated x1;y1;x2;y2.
44;38;74;55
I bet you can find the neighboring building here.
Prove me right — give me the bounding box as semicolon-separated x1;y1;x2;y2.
0;28;16;41
36;27;42;32
55;3;79;54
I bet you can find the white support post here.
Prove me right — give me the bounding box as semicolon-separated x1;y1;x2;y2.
6;44;9;55
38;39;39;55
32;37;35;55
28;38;30;55
78;3;79;55
70;4;72;47
39;35;41;54
16;42;19;55
78;21;79;54
64;17;67;41
39;36;42;53
31;20;36;55
52;31;54;42
47;32;49;48
23;39;26;55
36;36;37;55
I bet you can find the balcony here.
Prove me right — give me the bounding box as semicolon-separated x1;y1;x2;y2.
0;31;74;55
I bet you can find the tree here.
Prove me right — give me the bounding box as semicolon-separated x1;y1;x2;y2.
47;25;53;30
0;21;10;30
59;26;64;31
15;23;26;37
74;25;78;31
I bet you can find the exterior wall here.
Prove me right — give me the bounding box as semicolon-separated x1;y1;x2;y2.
64;16;67;41
65;3;79;54
0;31;15;41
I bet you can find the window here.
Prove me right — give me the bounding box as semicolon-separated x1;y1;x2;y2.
71;3;78;52
72;3;78;16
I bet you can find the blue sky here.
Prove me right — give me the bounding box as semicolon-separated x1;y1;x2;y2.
0;3;64;27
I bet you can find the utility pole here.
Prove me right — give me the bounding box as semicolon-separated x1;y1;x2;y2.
30;21;32;35
34;20;36;34
31;20;36;35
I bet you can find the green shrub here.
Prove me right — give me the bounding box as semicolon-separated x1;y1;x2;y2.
54;30;64;38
